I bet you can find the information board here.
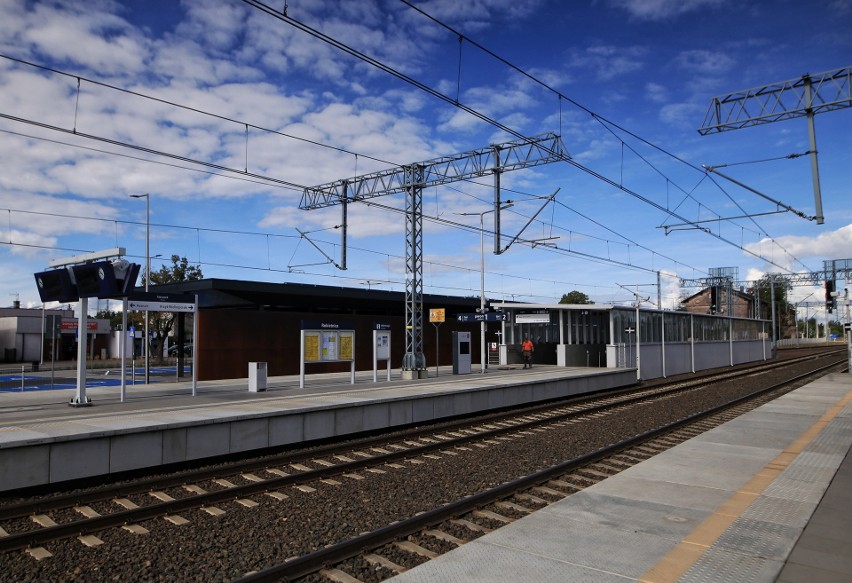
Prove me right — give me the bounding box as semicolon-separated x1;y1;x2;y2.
375;331;390;361
302;324;354;363
300;322;357;389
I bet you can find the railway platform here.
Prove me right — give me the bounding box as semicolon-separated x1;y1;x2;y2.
0;364;635;493
390;372;852;583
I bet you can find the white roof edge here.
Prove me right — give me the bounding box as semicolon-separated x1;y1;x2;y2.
492;303;616;310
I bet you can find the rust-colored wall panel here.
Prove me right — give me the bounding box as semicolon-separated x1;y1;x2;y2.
195;309;497;381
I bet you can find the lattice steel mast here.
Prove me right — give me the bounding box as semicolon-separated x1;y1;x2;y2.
698;66;852;225
681;259;852;288
300;133;567;375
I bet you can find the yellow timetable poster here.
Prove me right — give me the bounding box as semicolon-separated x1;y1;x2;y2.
339;332;353;360
304;332;320;362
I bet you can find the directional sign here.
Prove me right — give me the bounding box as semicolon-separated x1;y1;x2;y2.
456;312;509;323
128;300;195;312
128;291;196;313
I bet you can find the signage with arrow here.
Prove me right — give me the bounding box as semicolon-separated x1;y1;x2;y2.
456;312;509;323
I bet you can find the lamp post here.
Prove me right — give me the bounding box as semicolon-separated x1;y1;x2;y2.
130;193;150;384
795;292;815;345
458;203;513;374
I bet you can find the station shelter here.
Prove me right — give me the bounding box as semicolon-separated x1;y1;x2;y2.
492;302;772;380
148;278;493;381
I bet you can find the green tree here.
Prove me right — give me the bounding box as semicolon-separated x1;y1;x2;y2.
559;290;593;304
145;255;203;287
751;275;789;310
95;308;124;329
828;319;844;337
144;256;203;362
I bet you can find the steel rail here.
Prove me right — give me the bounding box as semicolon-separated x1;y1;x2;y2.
231;358;847;582
0;349;840;523
0;373;722;552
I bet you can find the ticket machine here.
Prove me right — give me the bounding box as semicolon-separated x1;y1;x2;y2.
452;331;472;375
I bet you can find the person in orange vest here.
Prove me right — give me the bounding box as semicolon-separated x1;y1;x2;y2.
521;337;534;369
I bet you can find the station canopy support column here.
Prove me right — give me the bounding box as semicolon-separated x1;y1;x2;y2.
402;165;426;374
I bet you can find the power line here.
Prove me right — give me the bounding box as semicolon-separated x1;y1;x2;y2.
4;119;706;280
0;53;395;169
398;0;810;272
240;0;802;274
0;207;613;300
396;0;811;273
0;11;805;280
0;128;301;192
1;53;695;276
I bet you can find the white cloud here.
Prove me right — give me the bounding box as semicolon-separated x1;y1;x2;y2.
15;0;150;78
566;44;648;81
607;0;727;21
672;49;735;75
659;102;703;127
175;0;248;54
403;0;546;33
645;82;667;103
745;224;852;264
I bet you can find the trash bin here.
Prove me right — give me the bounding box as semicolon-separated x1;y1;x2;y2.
31;362;39;372
248;362;267;392
4;348;15;363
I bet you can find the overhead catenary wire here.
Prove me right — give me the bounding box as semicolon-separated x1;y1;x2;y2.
0;206;614;301
397;0;814;274
0;53;704;279
0;5;810;292
240;0;805;275
0;74;710;283
1;42;788;278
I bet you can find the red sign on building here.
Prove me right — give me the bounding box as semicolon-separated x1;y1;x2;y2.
60;320;99;332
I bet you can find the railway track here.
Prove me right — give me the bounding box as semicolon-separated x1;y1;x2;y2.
233;355;848;583
0;350;845;580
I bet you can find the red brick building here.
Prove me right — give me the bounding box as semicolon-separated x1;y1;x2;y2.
680;287;796;338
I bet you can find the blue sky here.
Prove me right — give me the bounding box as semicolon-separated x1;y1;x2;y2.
1;0;851;316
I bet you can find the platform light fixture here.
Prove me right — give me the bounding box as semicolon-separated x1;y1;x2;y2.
130;193;150;384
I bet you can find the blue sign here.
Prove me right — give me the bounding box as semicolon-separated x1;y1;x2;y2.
301;320;355;330
374;322;392;330
456;312;509;323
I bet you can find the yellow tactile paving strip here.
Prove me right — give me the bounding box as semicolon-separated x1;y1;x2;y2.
639;388;852;583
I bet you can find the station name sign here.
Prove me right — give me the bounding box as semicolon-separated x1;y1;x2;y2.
456;312;509;323
302;320;354;330
515;313;550;324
